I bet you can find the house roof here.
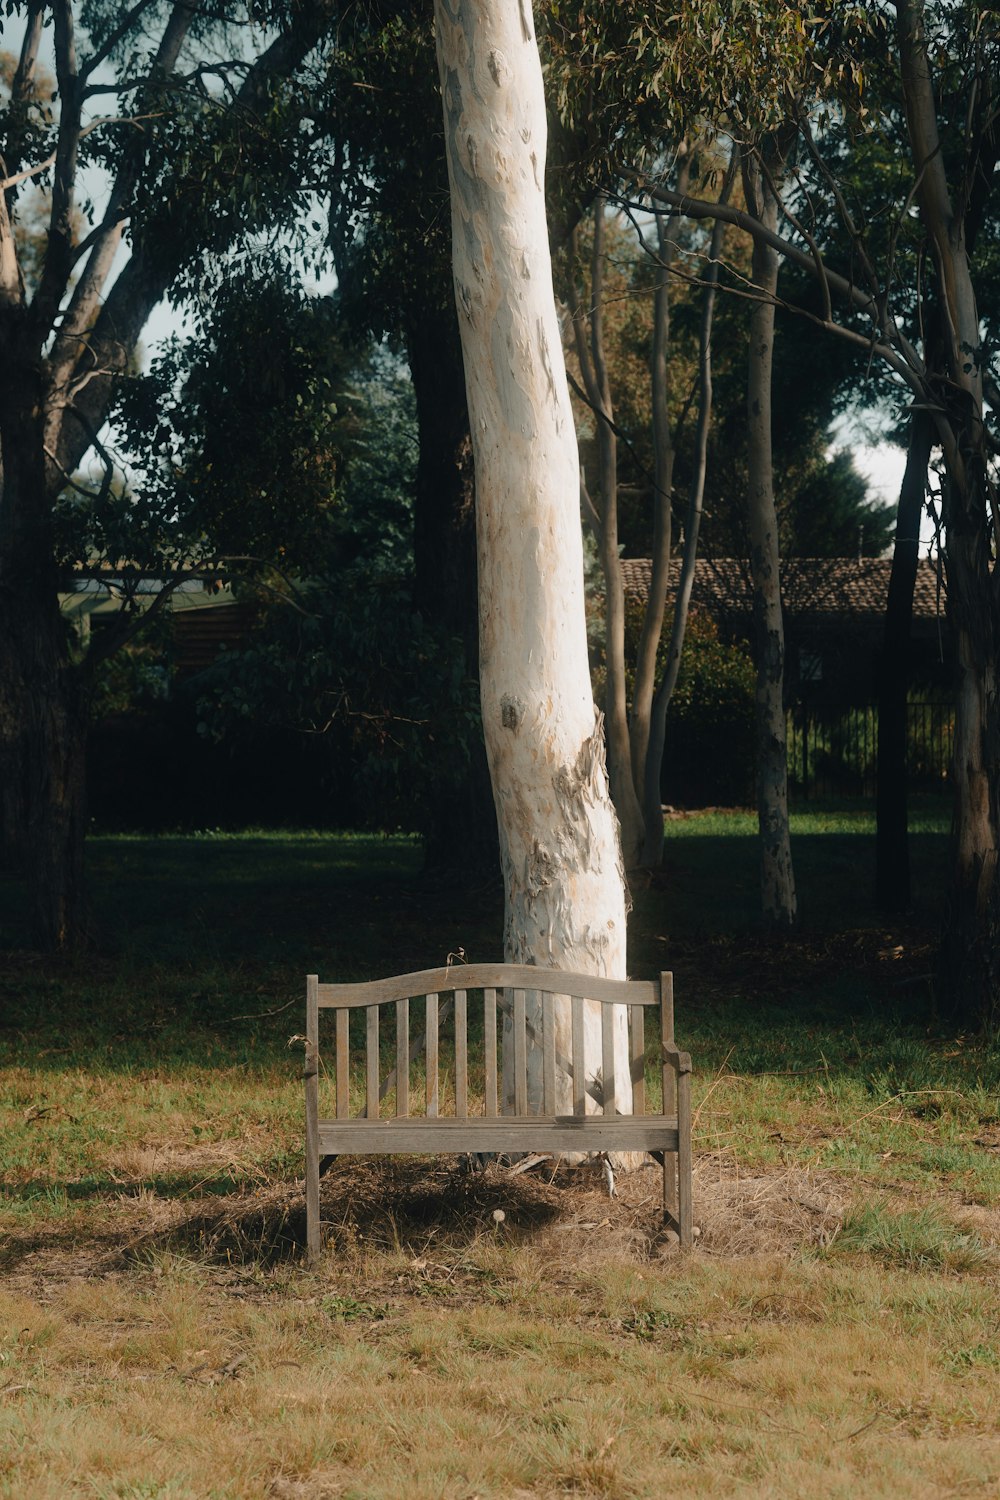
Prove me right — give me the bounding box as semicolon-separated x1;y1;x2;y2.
619;556;946;623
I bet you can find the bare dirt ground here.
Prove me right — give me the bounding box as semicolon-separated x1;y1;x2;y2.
0;1155;867;1297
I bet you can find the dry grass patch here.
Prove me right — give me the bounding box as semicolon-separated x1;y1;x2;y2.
2;1159;1000;1498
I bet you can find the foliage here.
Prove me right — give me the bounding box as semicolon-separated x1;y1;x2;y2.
195;568;480;837
544;0;875;180
111;267;344;571
665;610;756;724
191;352;481;837
87;615;174;721
50;265;342;597
588;590;755;724
565;206;894;561
320;6;452;346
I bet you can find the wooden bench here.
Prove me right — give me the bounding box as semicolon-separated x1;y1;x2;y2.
304;963;692;1259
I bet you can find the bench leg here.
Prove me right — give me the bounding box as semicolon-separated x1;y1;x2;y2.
305;1057;321;1263
677;1067;693;1249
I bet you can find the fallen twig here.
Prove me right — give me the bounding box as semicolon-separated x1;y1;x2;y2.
219;997;296;1025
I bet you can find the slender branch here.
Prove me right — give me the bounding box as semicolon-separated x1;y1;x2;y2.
757;138;832;324
0;114;164;191
43;441;116;508
3;2;47;185
579;467;602;537
565;369;655;488
79;0;164;83
48;0;200;402
82;575;182;673
642;157;735;867
796;108;883;304
629;149;690;799
31;0;82;345
614;173;926;392
565;225;603;413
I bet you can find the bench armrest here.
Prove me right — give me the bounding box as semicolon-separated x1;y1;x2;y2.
662;1043;692;1075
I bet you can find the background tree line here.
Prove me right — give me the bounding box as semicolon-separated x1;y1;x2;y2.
2;0;999;1028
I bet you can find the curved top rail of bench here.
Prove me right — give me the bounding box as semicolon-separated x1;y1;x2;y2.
311;964;663;1009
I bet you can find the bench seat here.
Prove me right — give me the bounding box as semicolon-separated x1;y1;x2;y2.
318;1114;682;1156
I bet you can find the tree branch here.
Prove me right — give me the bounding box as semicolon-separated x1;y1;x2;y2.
51;0;339;494
31;0;82;346
82;574;182;673
48;0;201;405
0;113;165;192
615;171;926;393
3;1;47;185
79;0;165;83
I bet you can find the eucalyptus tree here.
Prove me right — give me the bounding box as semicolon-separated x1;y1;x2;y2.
547;0;828;922
597;1;1000;1024
433;0;633;1115
564;154;735;871
0;0;337;947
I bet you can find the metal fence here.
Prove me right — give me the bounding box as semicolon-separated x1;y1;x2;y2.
785;700;954;800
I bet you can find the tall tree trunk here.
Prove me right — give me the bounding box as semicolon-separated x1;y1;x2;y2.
940;455;1000;1030
876;410;933;913
630;177;687;834
897;0;1000;1026
642;184;731;867
745;163;796;927
407;310;498;875
434;0;631;1114
569;203;644;867
0;352;89;948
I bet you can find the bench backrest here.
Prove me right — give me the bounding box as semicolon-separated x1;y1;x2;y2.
306;963;675;1121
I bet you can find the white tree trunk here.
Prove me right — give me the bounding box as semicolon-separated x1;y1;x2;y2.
434;0;632;1118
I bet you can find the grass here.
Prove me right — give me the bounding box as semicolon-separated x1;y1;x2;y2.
2;804;999;1497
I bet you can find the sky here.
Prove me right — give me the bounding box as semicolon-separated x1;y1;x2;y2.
842;431;938;555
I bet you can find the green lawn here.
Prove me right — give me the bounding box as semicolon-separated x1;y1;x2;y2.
2;807;998;1498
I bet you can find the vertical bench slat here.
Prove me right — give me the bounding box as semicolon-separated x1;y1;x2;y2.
396;998;409;1118
542;993;557;1117
425;993;439;1117
484;988;498;1117
601;1001;616;1117
366;1005;379;1119
661;971;677;1217
305;975;320;1260
571;996;586;1115
454;989;468;1119
513;989;527;1115
336;1009;350;1120
630;1005;645;1115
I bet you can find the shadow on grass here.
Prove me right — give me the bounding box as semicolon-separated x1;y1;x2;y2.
3;1172;253;1205
123;1158;567;1268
